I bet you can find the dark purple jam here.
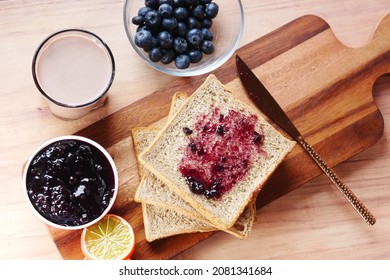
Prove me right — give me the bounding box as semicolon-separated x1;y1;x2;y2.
26;139;115;227
178;107;265;200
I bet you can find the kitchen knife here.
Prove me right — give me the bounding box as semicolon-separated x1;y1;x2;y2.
236;54;376;225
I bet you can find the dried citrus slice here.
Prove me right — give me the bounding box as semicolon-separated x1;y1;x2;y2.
81;214;135;260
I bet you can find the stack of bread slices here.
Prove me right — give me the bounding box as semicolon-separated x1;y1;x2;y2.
132;74;295;242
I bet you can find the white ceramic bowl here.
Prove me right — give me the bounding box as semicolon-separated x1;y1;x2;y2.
23;135;118;230
123;0;244;76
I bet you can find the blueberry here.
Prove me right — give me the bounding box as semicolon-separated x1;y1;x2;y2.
186;176;205;194
205;2;219;19
192;5;204;20
200;0;211;4
157;30;173;48
173;0;186;7
145;10;162;29
131;15;144;25
201;27;213;41
149;47;162;62
160;48;175;64
158;3;173;17
80;213;89;224
173;37;188;53
185;0;199;6
182;127;193;135
186;28;203;47
175;54;191;69
135;30;153;49
254;132;263;144
162;17;178;32
204;189;219;199
145;0;159;9
201;18;212;28
187;16;202;29
188;49;203;63
159;0;174;5
151;35;159;47
173;7;189;20
200;40;214;54
176;21;187;37
216;125;224;135
138;7;153;17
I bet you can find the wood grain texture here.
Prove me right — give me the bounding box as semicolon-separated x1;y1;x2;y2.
47;14;389;259
1;0;389;261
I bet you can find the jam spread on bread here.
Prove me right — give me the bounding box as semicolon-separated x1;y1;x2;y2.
179;107;265;199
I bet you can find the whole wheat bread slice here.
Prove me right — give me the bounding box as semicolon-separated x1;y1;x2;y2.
142;203;215;242
132;92;255;241
139;75;296;229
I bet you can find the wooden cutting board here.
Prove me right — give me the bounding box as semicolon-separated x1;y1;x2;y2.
47;14;389;259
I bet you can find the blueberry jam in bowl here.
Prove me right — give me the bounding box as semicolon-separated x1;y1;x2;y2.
23;135;118;230
123;0;244;76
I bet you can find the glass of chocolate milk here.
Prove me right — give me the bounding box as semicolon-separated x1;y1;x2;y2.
32;29;115;120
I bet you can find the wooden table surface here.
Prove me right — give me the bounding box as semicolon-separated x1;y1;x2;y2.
1;0;389;260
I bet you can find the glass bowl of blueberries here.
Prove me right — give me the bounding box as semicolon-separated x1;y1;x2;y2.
23;135;118;230
123;0;244;76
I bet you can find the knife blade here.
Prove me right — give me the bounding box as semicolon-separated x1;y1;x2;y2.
236;54;376;225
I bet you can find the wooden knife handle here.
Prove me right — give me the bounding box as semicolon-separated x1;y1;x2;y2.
298;136;376;225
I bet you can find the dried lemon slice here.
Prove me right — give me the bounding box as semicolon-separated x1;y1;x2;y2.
81;214;135;260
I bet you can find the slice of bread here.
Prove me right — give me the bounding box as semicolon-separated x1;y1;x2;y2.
142;203;215;242
142;195;257;242
132;92;256;241
132;126;161;177
167;92;188;120
139;74;296;229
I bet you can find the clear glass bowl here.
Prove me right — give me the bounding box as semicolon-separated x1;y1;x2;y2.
123;0;244;77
